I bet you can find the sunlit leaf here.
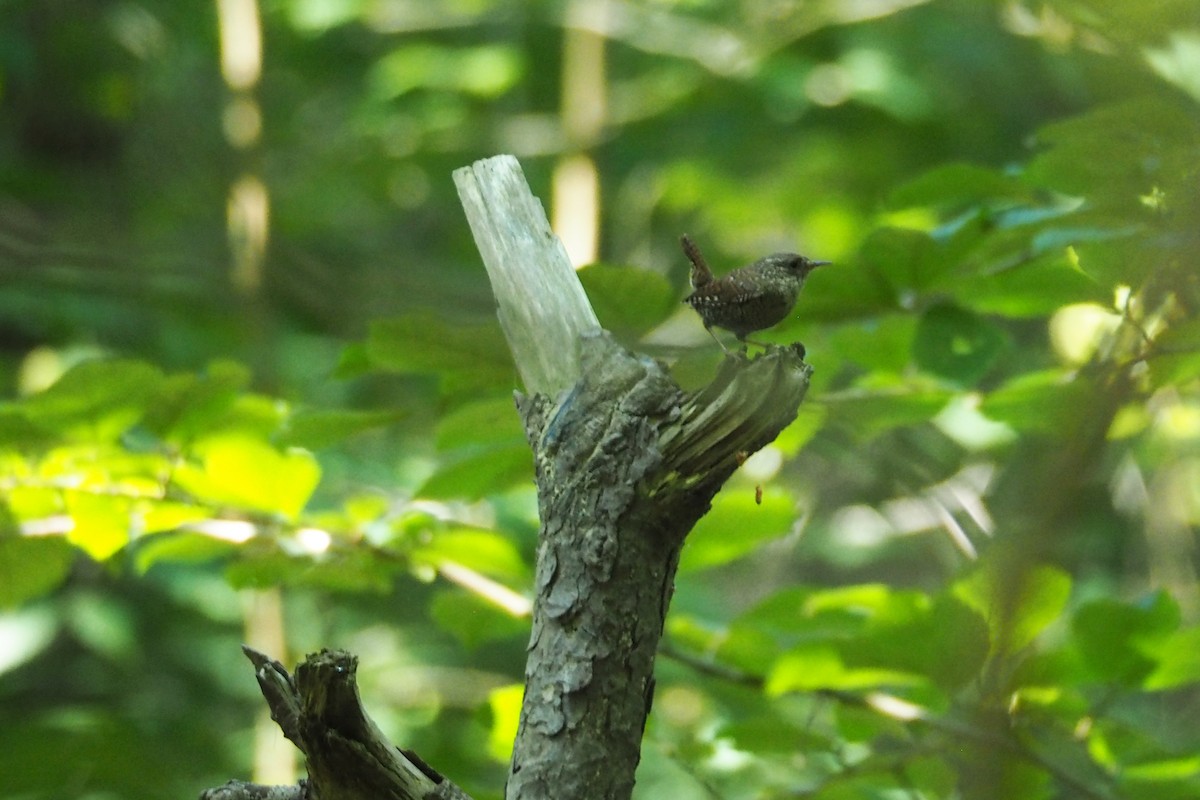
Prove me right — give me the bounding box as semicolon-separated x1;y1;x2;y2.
372;43;524;98
137;501;211;535
487;684;524;762
65;492;131;560
173;436;321;520
766;643;922;693
1145;626;1200;690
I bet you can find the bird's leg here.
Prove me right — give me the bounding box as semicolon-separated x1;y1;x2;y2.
705;325;731;353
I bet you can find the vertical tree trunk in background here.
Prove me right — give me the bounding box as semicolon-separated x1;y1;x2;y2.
455;155;813;800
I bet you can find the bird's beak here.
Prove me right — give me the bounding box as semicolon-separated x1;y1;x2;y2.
810;260;831;268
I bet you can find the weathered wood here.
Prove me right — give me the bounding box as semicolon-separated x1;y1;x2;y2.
453;155;600;395
205;647;474;800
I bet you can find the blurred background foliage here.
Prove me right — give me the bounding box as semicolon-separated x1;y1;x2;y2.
2;0;1200;798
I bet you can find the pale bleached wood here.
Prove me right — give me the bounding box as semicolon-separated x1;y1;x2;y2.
453;155;600;395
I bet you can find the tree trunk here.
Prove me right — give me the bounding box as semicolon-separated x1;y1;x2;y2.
455;156;812;799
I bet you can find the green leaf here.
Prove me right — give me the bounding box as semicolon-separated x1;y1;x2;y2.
21;359;163;442
0;407;55;450
65;492;131;560
849;592;990;690
717;716;831;754
713;623;781;676
1145;626;1200;690
912;303;1008;386
824;386;954;439
955;563;1072;653
980;370;1091;433
678;488;795;573
773;403;828;455
487;684;524;763
953;252;1108;317
577;263;677;338
410;528;529;583
435;396;523;449
365;313;516;394
173;436;321;520
417;444;532;500
277;408;405;450
739;584;985;690
1147;317;1200;389
888;162;1028;210
132;531;238;573
429;589;528;649
143;360;249;443
372;43;524;98
0;536;75;607
226;545;394;593
793;259;897;322
827;314;917;374
766;643;921;693
1027;97;1200;210
861;226;949;295
138;500;213;535
1072;593;1178;687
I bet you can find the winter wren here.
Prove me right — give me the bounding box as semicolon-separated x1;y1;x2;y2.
681;234;829;352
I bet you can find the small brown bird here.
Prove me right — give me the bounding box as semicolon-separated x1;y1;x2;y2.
681;234;829;352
